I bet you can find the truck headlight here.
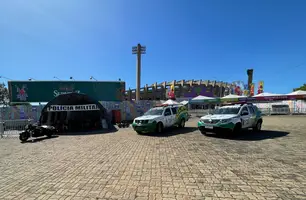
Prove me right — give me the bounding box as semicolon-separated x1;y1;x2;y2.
221;119;231;123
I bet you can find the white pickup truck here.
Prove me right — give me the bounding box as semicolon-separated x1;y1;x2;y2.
132;104;189;134
198;103;263;135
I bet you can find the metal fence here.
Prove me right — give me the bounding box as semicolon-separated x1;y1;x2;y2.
0;119;34;138
259;108;306;115
188;107;306;118
1;106;305;139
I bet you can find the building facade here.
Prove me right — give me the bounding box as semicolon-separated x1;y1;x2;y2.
124;80;235;100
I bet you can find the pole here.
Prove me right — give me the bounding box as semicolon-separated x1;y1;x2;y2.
132;43;146;101
136;44;141;101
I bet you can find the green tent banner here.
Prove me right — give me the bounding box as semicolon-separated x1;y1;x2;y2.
8;81;125;103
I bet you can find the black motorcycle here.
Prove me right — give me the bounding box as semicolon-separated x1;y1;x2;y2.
19;124;57;142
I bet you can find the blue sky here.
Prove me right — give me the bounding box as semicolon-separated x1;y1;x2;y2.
0;0;306;94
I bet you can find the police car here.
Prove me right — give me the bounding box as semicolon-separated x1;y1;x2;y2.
198;103;263;135
132;104;189;134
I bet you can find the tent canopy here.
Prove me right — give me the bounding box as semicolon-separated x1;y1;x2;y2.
162;99;180;105
180;100;189;105
287;90;306;95
192;95;215;100
222;94;247;99
190;95;216;103
253;92;284;97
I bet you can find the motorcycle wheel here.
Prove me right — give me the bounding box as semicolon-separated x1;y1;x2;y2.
19;132;29;142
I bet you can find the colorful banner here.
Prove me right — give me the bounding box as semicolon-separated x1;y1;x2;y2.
257;81;264;94
243;90;249;96
250;83;255;96
234;86;242;95
168;83;176;100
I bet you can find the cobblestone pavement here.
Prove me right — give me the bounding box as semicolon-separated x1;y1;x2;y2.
0;116;305;200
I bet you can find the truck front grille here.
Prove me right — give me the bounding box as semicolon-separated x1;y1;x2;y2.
203;119;220;124
135;120;149;124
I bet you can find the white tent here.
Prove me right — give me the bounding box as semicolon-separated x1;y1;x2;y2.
192;95;215;100
162;99;180;105
190;95;216;103
180;100;189;105
253;92;284;97
222;94;247;99
287;90;306;95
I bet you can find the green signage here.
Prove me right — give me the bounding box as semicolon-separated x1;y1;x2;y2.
8;81;125;102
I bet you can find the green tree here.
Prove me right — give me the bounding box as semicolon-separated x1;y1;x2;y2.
0;83;9;106
293;84;306;91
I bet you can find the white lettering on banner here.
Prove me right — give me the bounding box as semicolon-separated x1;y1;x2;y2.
53;90;81;97
47;104;99;112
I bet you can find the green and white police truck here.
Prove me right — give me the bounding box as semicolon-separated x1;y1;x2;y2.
198;103;263;135
132;104;189;134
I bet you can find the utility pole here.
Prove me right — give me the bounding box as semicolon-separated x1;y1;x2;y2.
132;43;146;101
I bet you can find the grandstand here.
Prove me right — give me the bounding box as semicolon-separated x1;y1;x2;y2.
124;79;236;100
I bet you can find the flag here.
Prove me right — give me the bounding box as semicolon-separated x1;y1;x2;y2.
257;81;264;94
168;83;176;100
250;83;255;96
170;83;175;92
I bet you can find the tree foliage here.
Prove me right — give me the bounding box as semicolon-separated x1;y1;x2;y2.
293;83;306;91
0;83;9;106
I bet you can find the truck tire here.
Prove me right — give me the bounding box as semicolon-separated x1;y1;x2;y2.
179;119;185;128
200;130;207;135
253;120;262;131
156;122;164;133
233;123;242;135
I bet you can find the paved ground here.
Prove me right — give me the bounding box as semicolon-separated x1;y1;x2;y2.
0;116;305;200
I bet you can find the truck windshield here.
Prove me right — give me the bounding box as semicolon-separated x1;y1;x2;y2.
143;108;163;116
213;107;240;115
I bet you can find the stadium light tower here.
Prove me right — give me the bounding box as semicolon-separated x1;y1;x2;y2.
132;43;146;101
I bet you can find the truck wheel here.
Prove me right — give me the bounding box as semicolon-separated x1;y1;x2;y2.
253;120;262;131
46;132;52;138
156;122;164;133
19;132;29;142
200;130;207;135
179;119;185;128
233;123;241;135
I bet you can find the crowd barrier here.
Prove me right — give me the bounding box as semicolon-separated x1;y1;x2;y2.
188;107;306;117
1;104;305;139
0;119;34;138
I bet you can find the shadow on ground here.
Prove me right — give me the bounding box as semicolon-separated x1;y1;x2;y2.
204;129;289;141
139;127;198;137
21;135;59;143
58;128;118;136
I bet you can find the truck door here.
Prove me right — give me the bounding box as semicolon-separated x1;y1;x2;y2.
240;107;250;128
247;106;256;127
171;107;178;125
163;108;172;127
